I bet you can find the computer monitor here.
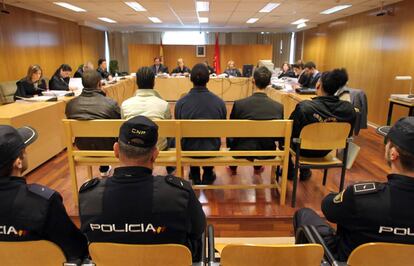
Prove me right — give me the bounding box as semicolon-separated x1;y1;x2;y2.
242;64;254;77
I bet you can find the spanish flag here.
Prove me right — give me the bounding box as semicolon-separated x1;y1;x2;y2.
213;33;221;74
160;36;164;64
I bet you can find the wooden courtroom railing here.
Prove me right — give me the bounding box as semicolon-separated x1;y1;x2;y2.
62;119;292;206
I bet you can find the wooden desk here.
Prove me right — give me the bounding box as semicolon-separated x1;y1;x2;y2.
154;77;252;102
0;101;66;173
266;89;314;118
386;98;414;126
100;77;252;103
102;78;137;105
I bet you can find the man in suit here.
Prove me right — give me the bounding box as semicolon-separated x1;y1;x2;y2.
299;61;320;88
151;57;168;74
97;59;113;81
74;62;94;78
227;66;284;174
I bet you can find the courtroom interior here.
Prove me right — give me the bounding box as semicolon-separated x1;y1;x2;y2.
0;0;414;265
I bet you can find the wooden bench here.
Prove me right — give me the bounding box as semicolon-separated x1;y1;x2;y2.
63;119;292;206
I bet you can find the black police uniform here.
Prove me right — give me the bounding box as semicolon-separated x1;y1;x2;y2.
79;166;206;262
294;174;414;261
0;176;88;261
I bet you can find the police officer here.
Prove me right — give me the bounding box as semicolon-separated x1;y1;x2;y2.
293;116;414;262
79;116;206;262
0;125;88;263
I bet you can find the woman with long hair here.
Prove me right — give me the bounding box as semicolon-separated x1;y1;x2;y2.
49;64;72;91
14;64;47;99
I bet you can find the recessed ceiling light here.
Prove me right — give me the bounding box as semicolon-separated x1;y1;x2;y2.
196;1;209;12
246;18;259;24
297;23;307;29
291;18;309;25
321;5;352;15
98;17;117;23
259;3;280;13
125;1;146;12
53;2;86;12
148;17;162;23
199;17;209;23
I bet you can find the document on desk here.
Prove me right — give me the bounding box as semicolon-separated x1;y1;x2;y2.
15;96;58;102
69;78;83;90
43;90;73;97
390;94;414;103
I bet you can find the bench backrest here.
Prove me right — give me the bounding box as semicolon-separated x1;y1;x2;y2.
220;243;324;266
89;243;192;266
0;240;66;265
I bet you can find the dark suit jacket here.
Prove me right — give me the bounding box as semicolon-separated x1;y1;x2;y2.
278;71;296;79
224;68;242;77
171;66;191;74
14;78;47;99
49;75;70;91
73;68;83;78
151;64;168;74
97;67;110;79
301;72;321;88
227;92;284;159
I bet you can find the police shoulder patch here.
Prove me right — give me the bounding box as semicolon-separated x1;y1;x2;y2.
353;182;379;195
165;175;191;192
333;190;345;204
27;183;55;200
79;178;101;193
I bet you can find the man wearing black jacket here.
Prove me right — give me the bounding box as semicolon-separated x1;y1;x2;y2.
175;64;227;184
289;68;356;180
227;66;284;174
294;117;414;262
151;57;168;74
79;116;206;263
97;59;112;80
65;70;121;176
0;125;88;264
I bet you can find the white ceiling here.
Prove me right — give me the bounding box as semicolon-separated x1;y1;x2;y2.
4;0;403;32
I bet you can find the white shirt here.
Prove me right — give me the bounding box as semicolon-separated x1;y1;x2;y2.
121;89;171;150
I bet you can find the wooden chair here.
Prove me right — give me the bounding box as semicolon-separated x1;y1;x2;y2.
178;119;292;205
347;242;414;266
283;122;352;207
0;240;66;266
88;242;192;266
62;119;178;205
220;244;324;266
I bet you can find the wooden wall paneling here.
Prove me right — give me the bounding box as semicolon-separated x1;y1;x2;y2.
61;20;83;73
128;44;160;73
0;4;104;82
0;14;8;81
302;0;414;125
163;45;215;72
128;44;273;73
34;14;65;79
80;26;105;66
0;6;41;81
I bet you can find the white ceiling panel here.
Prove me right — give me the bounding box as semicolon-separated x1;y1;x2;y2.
3;0;403;32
